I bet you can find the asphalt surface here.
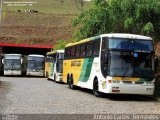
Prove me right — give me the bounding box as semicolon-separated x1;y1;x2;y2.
0;77;160;114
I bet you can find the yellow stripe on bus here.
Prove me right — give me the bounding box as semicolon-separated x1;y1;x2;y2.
112;77;140;81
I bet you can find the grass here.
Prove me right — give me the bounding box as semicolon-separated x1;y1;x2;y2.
3;0;91;14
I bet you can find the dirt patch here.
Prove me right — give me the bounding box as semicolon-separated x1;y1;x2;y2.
0;11;77;45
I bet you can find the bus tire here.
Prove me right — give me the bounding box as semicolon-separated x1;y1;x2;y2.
93;79;102;97
46;72;49;80
68;76;76;90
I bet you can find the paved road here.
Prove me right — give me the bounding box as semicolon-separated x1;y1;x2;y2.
0;77;160;114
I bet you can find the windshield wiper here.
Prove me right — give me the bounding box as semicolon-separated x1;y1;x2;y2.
9;61;16;70
28;60;42;71
122;67;131;77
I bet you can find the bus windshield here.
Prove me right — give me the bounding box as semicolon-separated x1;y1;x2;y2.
28;60;44;71
107;51;154;80
4;59;21;70
27;56;44;71
108;38;153;51
108;51;133;77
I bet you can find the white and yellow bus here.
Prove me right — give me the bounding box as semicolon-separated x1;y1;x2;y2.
26;54;45;77
45;50;64;82
63;33;155;96
45;52;55;79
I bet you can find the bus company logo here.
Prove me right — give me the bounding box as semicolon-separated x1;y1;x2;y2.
71;60;81;66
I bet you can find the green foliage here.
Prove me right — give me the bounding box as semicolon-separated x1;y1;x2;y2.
142;22;154;35
53;39;67;50
53;39;76;50
73;0;111;40
73;0;160;41
124;18;134;29
2;9;7;19
16;39;21;44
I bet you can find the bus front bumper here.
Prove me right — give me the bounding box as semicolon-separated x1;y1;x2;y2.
27;70;44;76
105;84;155;95
4;70;21;76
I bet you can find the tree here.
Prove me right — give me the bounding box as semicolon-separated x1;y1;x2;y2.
73;0;160;41
73;0;111;40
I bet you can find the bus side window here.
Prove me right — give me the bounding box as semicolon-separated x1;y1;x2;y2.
71;47;75;58
64;48;67;59
93;41;100;56
75;45;80;58
101;38;108;61
57;53;59;60
66;48;71;58
80;44;86;57
102;37;107;52
101;38;108;77
86;43;93;57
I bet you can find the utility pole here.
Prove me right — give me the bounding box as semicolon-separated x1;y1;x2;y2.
0;0;3;27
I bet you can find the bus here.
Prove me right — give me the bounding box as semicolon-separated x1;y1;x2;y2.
2;54;26;76
45;52;55;79
45;50;64;82
26;54;45;76
0;54;3;76
63;33;155;96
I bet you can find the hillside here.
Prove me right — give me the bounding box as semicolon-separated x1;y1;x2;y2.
0;0;91;45
0;12;76;45
3;0;90;14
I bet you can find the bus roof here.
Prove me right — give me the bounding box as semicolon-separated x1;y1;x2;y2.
4;54;22;59
4;54;22;56
46;50;64;55
65;36;100;47
28;54;44;57
101;33;152;40
65;33;152;47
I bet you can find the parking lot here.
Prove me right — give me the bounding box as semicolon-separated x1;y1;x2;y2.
0;77;160;114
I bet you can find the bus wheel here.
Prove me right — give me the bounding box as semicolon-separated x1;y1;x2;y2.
68;76;75;90
93;79;102;97
46;72;49;80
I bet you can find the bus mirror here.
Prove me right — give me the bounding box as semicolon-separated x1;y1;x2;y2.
103;54;108;62
2;59;4;64
21;59;23;64
155;57;159;73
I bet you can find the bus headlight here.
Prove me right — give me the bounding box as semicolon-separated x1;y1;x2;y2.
146;82;151;84
108;80;112;84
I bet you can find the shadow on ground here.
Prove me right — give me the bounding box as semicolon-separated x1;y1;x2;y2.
73;86;159;102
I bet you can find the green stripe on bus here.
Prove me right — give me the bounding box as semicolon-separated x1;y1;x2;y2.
79;58;94;82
